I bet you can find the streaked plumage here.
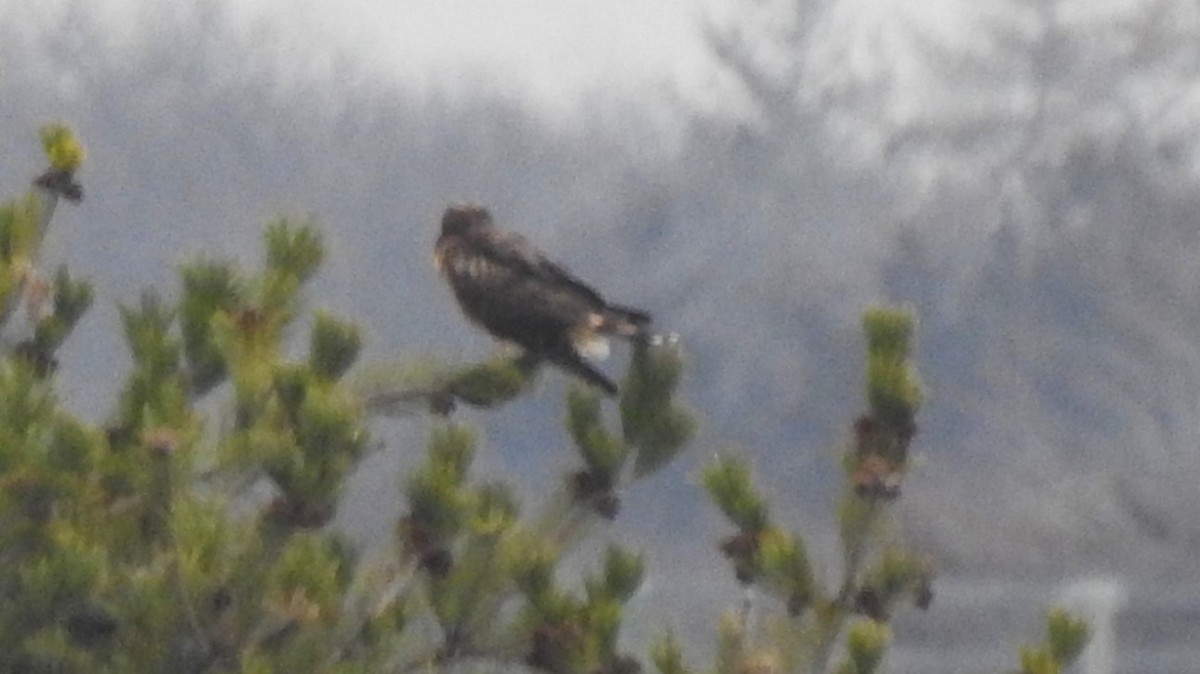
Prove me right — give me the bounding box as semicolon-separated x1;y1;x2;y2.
435;204;650;395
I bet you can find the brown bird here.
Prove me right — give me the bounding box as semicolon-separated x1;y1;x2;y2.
434;204;651;395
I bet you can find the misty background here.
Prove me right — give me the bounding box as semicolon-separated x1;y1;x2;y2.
2;0;1199;671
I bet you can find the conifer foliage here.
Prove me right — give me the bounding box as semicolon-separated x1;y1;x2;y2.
694;309;1091;674
0;126;1087;673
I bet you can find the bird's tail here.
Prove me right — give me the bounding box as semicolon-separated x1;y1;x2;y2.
599;303;652;340
553;349;619;396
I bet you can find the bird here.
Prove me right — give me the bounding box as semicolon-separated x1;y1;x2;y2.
434;204;651;395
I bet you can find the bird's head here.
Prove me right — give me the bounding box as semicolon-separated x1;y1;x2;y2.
441;204;492;238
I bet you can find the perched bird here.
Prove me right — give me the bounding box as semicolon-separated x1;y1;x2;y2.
434;204;651;395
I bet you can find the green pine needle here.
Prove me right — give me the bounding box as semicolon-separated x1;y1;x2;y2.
39;124;85;172
567;386;627;477
511;539;559;606
599;545;644;603
471;481;520;534
265;218;324;283
446;354;537;407
1018;646;1061;674
759;530;813;604
309;312;362;381
845;620;890;674
652;631;690;674
1045;608;1090;665
862;308;913;360
701;455;770;533
179;260;243;394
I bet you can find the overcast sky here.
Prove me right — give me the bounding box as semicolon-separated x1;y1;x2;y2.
3;0;750;132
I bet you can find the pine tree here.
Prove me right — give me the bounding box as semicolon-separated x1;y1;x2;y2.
0;126;1087;673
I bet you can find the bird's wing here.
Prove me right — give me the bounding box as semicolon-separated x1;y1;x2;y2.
476;227;607;308
440;234;598;340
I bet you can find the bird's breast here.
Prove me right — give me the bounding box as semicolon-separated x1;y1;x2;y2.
438;246;500;283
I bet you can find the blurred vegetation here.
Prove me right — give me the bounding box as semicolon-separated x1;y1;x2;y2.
0;126;1087;673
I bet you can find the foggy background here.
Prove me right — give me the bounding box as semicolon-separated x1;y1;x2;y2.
2;0;1199;671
